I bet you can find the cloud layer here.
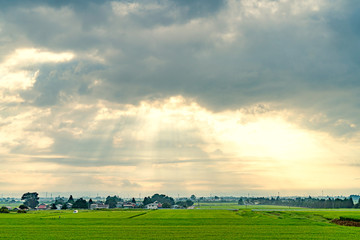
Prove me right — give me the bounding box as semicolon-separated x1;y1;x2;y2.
0;0;359;197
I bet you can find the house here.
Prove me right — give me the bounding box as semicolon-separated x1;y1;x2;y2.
90;203;109;210
97;203;109;209
116;202;124;208
145;202;159;209
56;204;63;210
37;204;48;210
123;202;135;209
89;204;98;210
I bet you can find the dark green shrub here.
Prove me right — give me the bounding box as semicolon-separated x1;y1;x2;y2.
0;206;9;213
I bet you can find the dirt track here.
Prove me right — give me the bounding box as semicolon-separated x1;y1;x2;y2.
331;219;360;227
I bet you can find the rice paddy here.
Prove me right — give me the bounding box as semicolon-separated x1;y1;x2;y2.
0;205;359;239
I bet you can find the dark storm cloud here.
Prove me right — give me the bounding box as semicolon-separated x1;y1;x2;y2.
19;60;105;106
326;1;360;64
170;0;226;18
0;0;107;10
1;0;360;136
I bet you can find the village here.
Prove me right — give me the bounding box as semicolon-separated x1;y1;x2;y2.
0;193;225;212
1;192;359;214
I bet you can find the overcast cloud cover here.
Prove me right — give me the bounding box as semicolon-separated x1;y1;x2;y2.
0;0;360;197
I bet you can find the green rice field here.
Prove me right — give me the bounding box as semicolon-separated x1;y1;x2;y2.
0;205;359;239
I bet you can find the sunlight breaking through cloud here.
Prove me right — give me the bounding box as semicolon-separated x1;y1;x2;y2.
0;0;359;196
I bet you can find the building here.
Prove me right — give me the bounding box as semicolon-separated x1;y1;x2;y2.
145;201;159;209
116;202;124;208
89;204;98;210
37;204;48;210
90;203;109;210
123;202;136;209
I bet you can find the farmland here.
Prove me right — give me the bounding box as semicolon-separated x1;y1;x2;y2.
0;206;359;239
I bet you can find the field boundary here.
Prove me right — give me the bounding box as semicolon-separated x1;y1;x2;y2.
128;212;148;219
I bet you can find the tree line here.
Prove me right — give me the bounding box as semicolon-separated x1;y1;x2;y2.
19;192;194;210
142;193;194;208
238;196;360;208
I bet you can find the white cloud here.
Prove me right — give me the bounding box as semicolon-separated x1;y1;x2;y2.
4;48;74;67
0;48;74;93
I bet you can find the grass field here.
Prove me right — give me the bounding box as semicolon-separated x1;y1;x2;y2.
0;205;359;239
197;202;303;210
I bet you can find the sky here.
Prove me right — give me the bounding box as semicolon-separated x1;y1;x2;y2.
0;0;359;198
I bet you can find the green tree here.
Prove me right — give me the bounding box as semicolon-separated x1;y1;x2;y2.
175;201;186;208
143;194;175;207
150;194;175;205
50;203;57;209
0;206;9;213
176;200;193;208
185;199;194;207
54;196;65;205
190;195;196;201
67;195;74;204
345;198;354;208
88;198;93;208
132;198;136;204
72;198;88;209
61;203;68;210
143;197;152;205
19;204;28;210
21;192;39;209
105;196;120;209
162;202;171;208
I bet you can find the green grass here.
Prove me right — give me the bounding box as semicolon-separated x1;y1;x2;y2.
197;202;303;210
0;207;359;239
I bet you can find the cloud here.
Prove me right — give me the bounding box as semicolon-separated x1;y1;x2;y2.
1;0;356;136
1;0;360;195
121;179;141;188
